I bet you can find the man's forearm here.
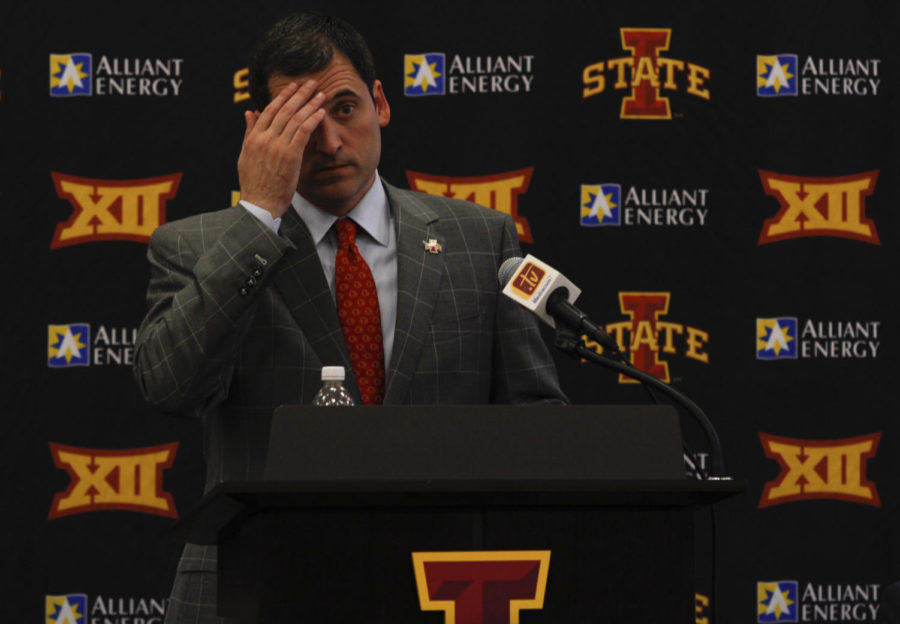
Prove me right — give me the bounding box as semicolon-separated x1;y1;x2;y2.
133;210;290;412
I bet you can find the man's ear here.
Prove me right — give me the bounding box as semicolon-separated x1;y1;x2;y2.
372;80;391;127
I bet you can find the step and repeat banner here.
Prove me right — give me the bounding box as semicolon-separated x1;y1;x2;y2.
2;0;899;621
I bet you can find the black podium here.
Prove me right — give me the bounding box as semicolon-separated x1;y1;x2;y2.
175;405;740;623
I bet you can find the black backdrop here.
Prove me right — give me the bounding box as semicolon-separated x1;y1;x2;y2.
3;1;899;622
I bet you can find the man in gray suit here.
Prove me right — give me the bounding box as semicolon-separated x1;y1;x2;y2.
134;12;566;623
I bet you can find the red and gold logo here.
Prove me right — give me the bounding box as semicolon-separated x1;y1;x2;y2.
583;292;708;383
412;551;550;624
50;172;180;248
48;442;178;518
759;433;881;507
233;67;250;103
758;170;879;245
406;169;534;242
510;262;545;298
582;28;710;119
695;593;710;624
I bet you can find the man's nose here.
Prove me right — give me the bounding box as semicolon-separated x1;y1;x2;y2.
312;118;342;155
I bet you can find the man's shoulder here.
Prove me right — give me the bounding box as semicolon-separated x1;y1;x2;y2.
383;180;509;224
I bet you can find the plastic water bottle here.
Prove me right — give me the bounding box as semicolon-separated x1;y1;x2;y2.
312;366;355;406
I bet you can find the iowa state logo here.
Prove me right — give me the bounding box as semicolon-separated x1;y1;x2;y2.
407;169;534;242
50;172;181;248
48;442;178;518
412;551;550;624
582;292;709;383
582;28;710;119
759;433;880;507
758;170;879;244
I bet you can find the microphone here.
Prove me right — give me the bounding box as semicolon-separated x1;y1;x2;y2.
500;258;727;478
498;255;620;354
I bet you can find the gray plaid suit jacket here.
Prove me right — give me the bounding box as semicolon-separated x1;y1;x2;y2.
133;180;566;622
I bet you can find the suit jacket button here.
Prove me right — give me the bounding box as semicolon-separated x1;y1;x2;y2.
246;277;257;287
252;268;263;278
239;287;249;296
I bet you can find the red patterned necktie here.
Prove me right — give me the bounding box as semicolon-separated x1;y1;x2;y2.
335;219;385;405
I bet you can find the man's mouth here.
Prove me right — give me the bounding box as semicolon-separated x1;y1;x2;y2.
316;162;351;174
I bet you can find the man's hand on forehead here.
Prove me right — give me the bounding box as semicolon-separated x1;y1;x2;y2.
237;79;327;218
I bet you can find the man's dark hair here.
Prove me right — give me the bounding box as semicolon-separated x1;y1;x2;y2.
248;12;377;110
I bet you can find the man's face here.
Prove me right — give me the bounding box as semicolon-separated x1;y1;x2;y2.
267;53;390;216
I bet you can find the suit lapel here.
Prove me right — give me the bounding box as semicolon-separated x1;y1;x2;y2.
384;183;444;403
273;209;361;403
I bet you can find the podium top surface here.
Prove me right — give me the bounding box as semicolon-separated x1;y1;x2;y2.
264;404;687;482
174;478;744;544
173;404;745;544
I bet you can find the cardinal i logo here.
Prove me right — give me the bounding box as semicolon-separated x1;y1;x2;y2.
412;551;550;623
582;28;710;119
582;292;709;383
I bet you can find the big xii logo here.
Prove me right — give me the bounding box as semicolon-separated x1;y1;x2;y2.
582;28;710;119
407;169;534;242
758;171;880;244
583;292;709;383
412;551;550;623
48;443;179;518
50;172;181;248
758;433;881;508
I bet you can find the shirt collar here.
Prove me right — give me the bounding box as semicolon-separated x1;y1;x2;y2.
291;174;391;246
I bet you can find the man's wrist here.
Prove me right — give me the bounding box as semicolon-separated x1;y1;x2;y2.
240;200;283;233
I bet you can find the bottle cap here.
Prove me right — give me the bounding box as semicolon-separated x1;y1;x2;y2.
321;366;345;381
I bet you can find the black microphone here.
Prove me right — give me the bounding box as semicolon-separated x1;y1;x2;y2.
498;255;620;354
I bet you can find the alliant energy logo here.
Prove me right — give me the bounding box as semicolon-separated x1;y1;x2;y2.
582;28;710;119
404;53;534;96
50;53;92;96
758;581;799;622
757;317;880;360
758;170;879;245
757;54;881;97
47;593;88;624
48;442;178;518
46;593;168;623
50;53;183;97
50;172;180;248
581;184;709;227
407;169;534;242
48;324;91;368
404;53;445;96
757;317;798;359
48;324;138;367
759;433;880;508
757;581;881;622
412;551;550;624
582;292;709;383
757;55;800;96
